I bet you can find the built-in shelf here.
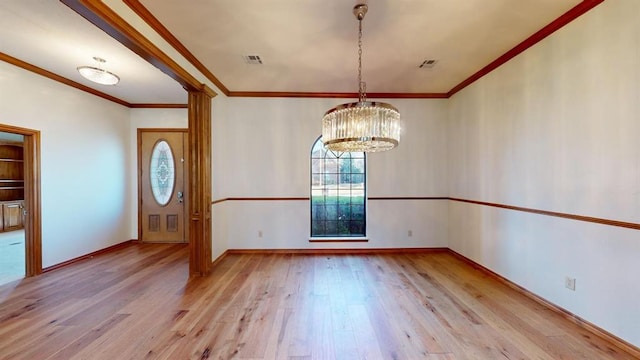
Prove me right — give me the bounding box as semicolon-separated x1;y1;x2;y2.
0;141;24;232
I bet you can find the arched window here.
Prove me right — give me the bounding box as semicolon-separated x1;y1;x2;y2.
310;136;366;237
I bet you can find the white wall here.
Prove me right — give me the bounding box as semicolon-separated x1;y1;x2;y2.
211;94;230;259
0;61;132;267
128;108;187;238
212;97;449;250
448;0;640;346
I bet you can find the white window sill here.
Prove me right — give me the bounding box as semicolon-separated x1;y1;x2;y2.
309;237;369;242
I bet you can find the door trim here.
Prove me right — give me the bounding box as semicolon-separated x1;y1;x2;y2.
0;124;41;276
137;128;188;243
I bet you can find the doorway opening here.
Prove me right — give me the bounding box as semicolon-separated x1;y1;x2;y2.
0;124;41;286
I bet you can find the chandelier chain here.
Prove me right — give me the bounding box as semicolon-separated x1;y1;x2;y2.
358;18;366;102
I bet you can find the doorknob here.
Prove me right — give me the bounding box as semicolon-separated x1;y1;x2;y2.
177;191;184;204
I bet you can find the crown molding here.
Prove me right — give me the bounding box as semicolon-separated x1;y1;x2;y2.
123;0;229;96
1;52;193;109
227;91;449;99
0;51;131;107
7;0;606;105
123;0;604;99
129;103;188;109
447;0;604;97
61;0;214;96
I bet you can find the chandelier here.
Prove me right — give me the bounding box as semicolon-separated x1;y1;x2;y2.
77;57;120;86
322;3;401;153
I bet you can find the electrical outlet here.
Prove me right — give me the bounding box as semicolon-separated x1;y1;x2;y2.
258;230;263;238
408;230;413;237
565;277;576;291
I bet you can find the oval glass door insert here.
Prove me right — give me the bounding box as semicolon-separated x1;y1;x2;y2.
149;139;175;206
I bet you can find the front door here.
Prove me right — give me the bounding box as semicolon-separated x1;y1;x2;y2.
139;129;187;243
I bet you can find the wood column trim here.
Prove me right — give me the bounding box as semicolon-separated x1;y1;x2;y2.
188;90;213;276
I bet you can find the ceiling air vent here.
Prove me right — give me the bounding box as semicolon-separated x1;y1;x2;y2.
419;59;438;69
243;55;263;65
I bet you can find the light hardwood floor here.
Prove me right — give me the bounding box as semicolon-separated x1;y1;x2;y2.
0;244;636;359
0;229;25;286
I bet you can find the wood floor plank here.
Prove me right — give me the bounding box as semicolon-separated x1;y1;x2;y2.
411;254;558;359
348;303;387;359
428;254;568;337
364;256;453;356
46;313;131;360
0;244;636;359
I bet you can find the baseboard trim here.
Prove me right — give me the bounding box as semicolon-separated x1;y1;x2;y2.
224;247;449;255
447;249;640;358
210;250;229;269
42;239;139;273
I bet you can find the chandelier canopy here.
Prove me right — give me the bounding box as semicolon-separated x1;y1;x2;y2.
322;3;401;153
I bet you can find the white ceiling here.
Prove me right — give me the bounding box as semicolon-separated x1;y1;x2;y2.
138;0;582;94
0;0;585;104
0;0;186;104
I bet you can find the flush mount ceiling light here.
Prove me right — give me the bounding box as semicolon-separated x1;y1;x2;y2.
322;3;401;153
77;56;120;86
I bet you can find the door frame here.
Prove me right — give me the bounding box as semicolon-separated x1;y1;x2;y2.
137;128;189;243
0;124;41;276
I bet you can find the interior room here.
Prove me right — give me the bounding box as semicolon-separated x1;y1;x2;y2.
0;132;25;285
0;0;638;358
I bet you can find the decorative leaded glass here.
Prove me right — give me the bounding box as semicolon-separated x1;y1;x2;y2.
150;139;175;206
311;136;366;237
